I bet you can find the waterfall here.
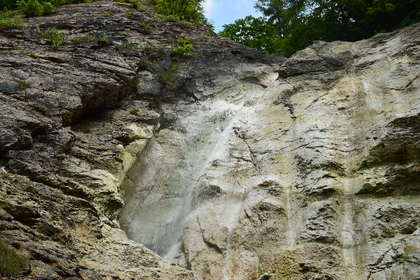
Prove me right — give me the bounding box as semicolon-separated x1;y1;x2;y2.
158;100;242;259
120;98;245;258
120;73;279;278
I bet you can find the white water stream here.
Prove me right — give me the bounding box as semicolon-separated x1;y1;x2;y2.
159;100;242;258
120;74;279;278
120;97;250;255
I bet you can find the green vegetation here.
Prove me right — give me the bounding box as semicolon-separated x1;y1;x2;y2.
157;68;180;88
219;16;281;55
0;10;25;29
113;0;146;11
16;79;28;90
151;12;166;23
3;0;210;30
139;42;163;66
171;37;196;58
7;0;147;17
151;12;185;24
16;0;55;17
157;61;180;88
70;36;82;43
129;108;139;114
140;21;152;30
37;27;65;49
99;35;109;41
25;50;38;57
220;0;420;57
126;0;146;11
148;0;206;24
2;0;95;18
0;239;29;277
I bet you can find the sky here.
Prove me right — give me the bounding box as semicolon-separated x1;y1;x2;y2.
203;0;262;33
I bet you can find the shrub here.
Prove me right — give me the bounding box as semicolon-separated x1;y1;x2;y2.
127;0;145;11
153;0;205;24
157;68;180;88
171;37;196;58
0;239;28;277
16;0;99;17
37;27;65;48
99;35;109;41
157;62;180;88
17;0;43;17
42;1;54;14
0;11;26;29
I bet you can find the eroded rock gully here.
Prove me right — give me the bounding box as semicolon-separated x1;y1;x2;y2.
0;1;419;279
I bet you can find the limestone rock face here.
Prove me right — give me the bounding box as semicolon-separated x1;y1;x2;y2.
121;23;420;280
1;0;419;279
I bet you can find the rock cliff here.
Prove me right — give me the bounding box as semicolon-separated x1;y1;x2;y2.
0;1;419;279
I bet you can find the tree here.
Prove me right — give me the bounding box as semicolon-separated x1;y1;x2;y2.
221;0;420;57
219;15;283;55
362;0;420;35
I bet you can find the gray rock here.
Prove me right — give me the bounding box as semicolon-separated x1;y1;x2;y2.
121;22;420;280
0;79;17;94
1;1;419;279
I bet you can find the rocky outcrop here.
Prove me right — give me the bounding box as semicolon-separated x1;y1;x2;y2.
1;1;419;279
120;22;420;280
0;1;282;279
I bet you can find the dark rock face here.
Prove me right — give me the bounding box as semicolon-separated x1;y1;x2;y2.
1;1;419;279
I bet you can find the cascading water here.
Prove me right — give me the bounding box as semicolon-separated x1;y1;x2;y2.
120;72;279;278
157;101;242;258
120;98;245;257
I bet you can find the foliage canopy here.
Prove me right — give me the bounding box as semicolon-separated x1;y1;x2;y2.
149;0;206;23
220;0;420;57
219;15;282;55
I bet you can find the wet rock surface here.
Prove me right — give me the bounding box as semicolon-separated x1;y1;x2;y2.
1;1;419;279
120;21;420;280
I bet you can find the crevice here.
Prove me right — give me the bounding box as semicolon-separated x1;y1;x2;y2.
196;216;224;255
233;126;257;166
